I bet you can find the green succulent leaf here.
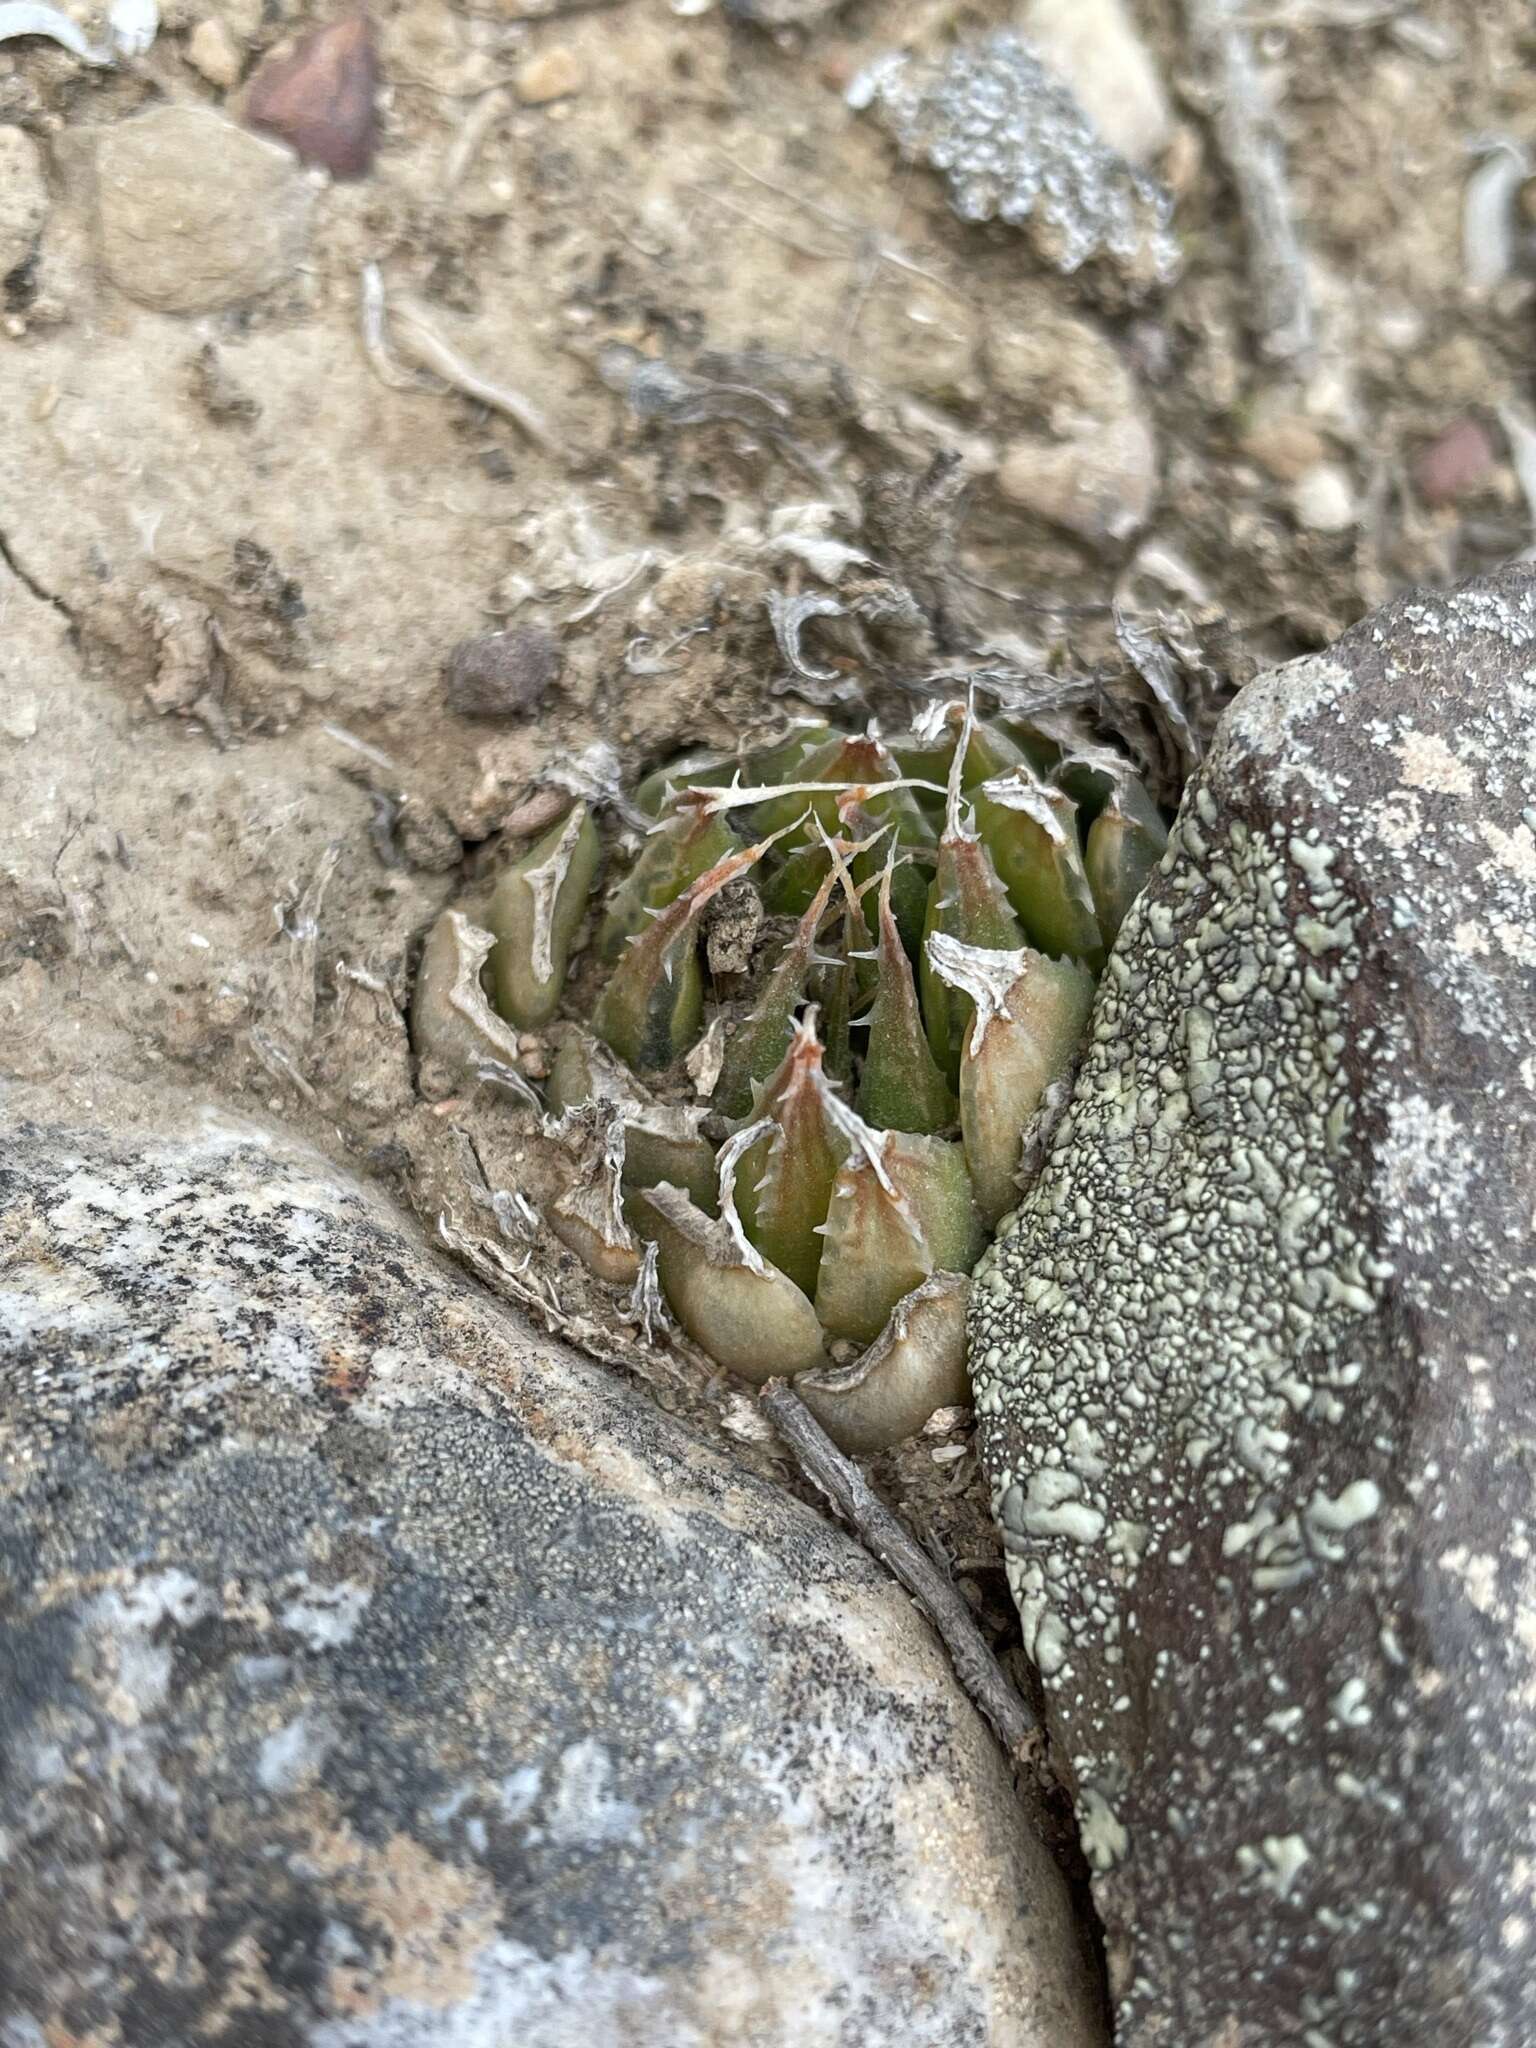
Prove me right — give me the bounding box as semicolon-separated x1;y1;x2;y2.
919;826;1024;1086
713;859;837;1117
596;829;787;1073
597;796;741;961
635;1172;828;1383
795;1271;970;1456
1085;775;1169;947
857;857;956;1134
486;804;602;1029
633;751;735;819
813;1104;982;1346
973;769;1105;970
927;932;1096;1229
732;1015;846;1298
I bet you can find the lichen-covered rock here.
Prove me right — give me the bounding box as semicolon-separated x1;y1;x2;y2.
0;1103;1105;2048
972;567;1536;2044
850;31;1179;304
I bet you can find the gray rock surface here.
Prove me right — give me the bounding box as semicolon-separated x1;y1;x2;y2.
972;567;1536;2044
0;1104;1105;2048
94;106;311;313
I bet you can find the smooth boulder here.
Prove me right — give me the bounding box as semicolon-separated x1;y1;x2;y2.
0;1103;1104;2048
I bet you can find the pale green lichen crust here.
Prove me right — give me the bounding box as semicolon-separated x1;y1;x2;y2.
972;569;1536;2044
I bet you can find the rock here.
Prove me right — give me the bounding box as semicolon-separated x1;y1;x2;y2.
1239;412;1328;483
1289;458;1357;532
0;1104;1107;2047
988;305;1157;544
185;15;243;89
852;31;1179;305
1415;416;1498;506
726;0;845;27
513;45;584;105
1;694;39;741
971;568;1536;2043
392;792;464;870
94;106;312;314
997;419;1156;547
845;274;982;411
1019;0;1173;166
245;13;380;180
444;623;564;719
0;126;49;282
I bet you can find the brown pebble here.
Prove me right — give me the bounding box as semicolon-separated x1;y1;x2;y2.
245;13;379;179
1239;415;1328;484
1414;417;1498;508
513;47;583;106
444;626;563;720
187;17;243;91
499;788;570;840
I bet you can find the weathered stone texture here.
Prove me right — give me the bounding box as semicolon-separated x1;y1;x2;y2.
94;107;312;313
0;1106;1104;2048
973;568;1536;2044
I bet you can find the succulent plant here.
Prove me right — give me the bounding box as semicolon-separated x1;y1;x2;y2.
421;701;1168;1453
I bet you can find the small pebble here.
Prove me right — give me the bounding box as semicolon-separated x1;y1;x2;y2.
514;46;583;105
1289;461;1357;534
996;414;1157;545
94;106;311;314
987;303;1157;543
703;877;763;978
1019;0;1172;166
245;13;379;178
1414;418;1497;508
0;127;49;282
1240;415;1328;484
444;626;563;720
2;697;39;742
186;16;242;89
394;796;464;873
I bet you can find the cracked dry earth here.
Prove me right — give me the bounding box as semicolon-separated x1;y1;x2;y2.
4;1;1536;2044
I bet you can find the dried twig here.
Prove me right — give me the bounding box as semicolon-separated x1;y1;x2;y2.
1185;0;1314;361
357;265;564;456
444;86;509;191
391;299;564;456
758;1378;1039;1760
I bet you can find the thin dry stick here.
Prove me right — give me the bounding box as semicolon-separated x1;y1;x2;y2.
1185;0;1315;361
759;1378;1039;1759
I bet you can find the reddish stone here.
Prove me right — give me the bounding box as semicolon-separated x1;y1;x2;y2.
245;14;379;180
1413;416;1497;507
